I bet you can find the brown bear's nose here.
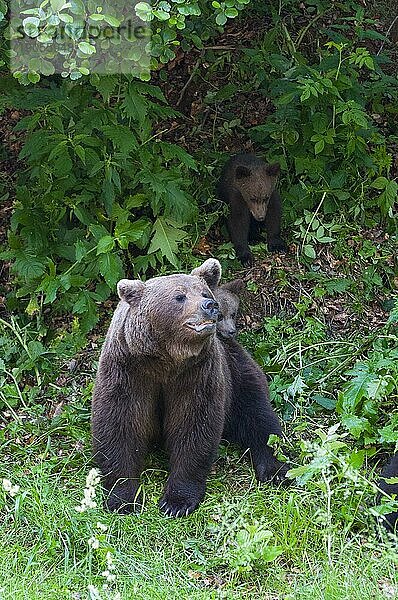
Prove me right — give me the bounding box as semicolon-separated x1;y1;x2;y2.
201;298;219;319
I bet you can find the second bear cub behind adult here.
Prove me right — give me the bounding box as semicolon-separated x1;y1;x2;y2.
218;153;287;265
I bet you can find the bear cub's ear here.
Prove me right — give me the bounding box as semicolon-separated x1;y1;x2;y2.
265;163;280;177
191;258;222;291
117;279;145;306
220;279;245;296
235;165;251;179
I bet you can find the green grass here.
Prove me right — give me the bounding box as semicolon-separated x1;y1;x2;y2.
1;416;397;600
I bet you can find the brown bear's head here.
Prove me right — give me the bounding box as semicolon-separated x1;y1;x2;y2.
117;259;222;360
234;155;280;222
214;279;245;340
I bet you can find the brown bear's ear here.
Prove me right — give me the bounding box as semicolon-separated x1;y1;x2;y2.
117;279;145;306
266;162;280;177
221;278;245;296
191;258;222;290
235;165;251;179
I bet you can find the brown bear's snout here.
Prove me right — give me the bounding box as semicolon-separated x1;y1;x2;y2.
201;298;219;320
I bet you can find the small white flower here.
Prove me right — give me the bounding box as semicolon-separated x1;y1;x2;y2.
2;479;20;496
87;468;101;488
2;479;12;492
106;551;115;568
88;537;100;549
96;521;108;532
87;584;102;599
74;469;100;512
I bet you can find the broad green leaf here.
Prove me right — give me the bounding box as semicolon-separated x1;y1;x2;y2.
115;219;150;249
78;42;96;55
101;125;137;154
121;88;147;125
99;253;124;288
96;235;115;255
27;340;46;360
303;244;316;259
14;251;46;280
135;2;153;21
342;414;369;438
148;218;187;267
371;177;388;190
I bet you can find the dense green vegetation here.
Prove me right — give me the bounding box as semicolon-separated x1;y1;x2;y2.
0;0;397;597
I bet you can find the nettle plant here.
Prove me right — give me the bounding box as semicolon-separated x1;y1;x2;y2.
247;19;398;254
1;75;199;331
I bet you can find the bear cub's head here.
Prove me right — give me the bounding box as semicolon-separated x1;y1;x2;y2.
116;259;222;359
233;154;280;222
214;279;245;340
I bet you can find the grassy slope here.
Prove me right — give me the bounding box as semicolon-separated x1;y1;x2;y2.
0;418;397;599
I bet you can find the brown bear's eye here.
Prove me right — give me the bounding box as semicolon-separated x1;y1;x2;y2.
175;294;187;303
232;312;237;319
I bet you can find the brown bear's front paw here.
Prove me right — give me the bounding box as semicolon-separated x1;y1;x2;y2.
159;481;205;518
255;459;290;486
268;238;287;253
238;251;254;267
105;481;142;514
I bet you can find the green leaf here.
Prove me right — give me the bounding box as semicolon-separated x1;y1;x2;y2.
121;87;147;125
148;218;187;267
313;395;336;410
51;0;66;11
98;253;124;288
102;14;121;27
303;244;316;259
37;275;60;304
349;450;365;469
342;414;369;438
371;177;388;190
215;12;227;26
27;340;46;360
13;251;46;280
125;194;147;209
78;42;96;55
23;17;40;37
135;2;153;21
115;219;151;249
101;125;137;154
314;139;324;154
96;235;115;255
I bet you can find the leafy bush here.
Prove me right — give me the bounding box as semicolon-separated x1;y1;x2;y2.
0;76;199;330
3;0;250;82
243;5;397;235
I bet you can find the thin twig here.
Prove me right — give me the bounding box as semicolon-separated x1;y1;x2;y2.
176;55;203;107
377;14;398;56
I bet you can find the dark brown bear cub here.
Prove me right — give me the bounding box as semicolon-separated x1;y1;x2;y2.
214;279;244;339
215;279;287;483
92;259;287;517
377;453;398;532
218;153;287;265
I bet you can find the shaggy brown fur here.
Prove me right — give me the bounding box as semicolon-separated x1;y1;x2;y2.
215;279;288;482
92;259;286;517
218;153;286;265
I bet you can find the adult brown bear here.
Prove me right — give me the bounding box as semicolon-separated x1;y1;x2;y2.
91;259;287;517
218;154;286;265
